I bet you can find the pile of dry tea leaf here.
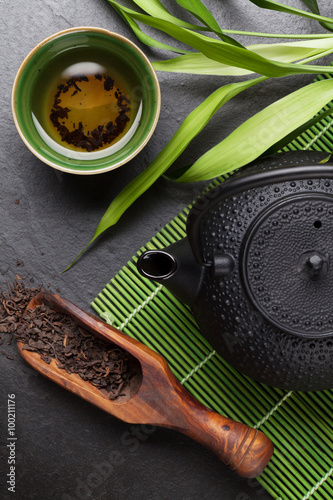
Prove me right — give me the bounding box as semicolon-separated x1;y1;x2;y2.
0;280;43;359
0;281;136;400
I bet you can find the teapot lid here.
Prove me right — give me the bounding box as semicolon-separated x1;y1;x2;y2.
187;152;333;338
242;192;333;337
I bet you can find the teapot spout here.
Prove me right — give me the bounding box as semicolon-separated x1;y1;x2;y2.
137;238;204;306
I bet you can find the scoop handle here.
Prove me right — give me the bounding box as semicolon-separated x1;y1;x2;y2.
167;385;273;478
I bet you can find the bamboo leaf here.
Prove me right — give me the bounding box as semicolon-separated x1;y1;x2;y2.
299;0;333;32
109;6;333;77
107;0;191;53
221;29;333;39
66;76;266;269
153;53;253;75
176;0;221;31
131;0;204;30
248;0;333;25
176;78;333;182
174;0;243;46
168;82;333;176
109;0;333;39
262;104;333;156
300;0;320;12
112;0;242;47
153;38;333;75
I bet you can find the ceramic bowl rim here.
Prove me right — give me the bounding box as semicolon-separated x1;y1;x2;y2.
11;26;161;175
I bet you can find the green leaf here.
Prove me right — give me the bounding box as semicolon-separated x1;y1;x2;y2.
153;38;333;75
300;0;320;13
262;103;333;156
299;0;333;32
112;7;333;77
176;0;220;31
153;52;253;75
221;29;333;39
107;0;191;53
112;0;242;47
66;76;266;269
176;78;333;182
248;0;333;25
174;0;243;46
130;0;204;30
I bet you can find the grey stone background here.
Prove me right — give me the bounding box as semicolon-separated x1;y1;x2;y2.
0;1;332;499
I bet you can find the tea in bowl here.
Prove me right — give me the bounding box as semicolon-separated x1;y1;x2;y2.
12;27;161;174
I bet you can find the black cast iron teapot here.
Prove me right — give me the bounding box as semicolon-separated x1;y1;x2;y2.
137;151;333;391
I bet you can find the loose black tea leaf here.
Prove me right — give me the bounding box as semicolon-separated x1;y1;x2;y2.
0;281;137;400
49;74;131;152
20;304;136;399
0;281;44;339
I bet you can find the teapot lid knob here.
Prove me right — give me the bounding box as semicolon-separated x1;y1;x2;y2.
298;251;328;281
308;254;323;270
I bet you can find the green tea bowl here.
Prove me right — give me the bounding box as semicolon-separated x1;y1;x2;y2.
12;27;161;175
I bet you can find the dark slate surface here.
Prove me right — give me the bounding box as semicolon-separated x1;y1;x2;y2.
1;1;331;499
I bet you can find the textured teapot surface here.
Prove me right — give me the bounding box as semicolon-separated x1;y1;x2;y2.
139;151;333;391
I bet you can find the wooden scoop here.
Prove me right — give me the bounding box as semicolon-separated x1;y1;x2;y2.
17;291;273;478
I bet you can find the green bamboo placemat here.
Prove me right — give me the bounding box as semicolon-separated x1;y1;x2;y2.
92;73;333;500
